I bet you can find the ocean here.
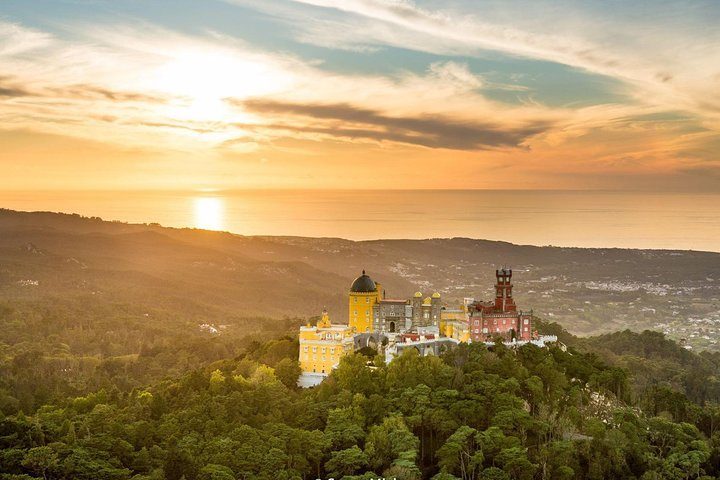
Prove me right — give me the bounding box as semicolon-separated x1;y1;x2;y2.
1;190;718;252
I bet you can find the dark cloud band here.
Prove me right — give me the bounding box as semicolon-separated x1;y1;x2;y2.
236;98;550;151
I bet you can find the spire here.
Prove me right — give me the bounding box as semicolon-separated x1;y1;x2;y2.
362;269;366;275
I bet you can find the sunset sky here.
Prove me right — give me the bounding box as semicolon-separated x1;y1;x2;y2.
1;0;719;191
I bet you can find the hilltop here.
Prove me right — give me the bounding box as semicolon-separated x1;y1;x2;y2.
3;324;720;479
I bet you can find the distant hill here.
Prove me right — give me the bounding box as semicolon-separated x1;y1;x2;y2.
1;207;719;341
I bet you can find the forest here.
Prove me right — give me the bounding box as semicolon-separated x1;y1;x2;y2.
3;211;720;478
3;320;720;479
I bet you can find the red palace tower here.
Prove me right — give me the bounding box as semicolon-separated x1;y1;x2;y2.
467;268;534;342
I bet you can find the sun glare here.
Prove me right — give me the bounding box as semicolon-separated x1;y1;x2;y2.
151;50;290;123
193;196;225;231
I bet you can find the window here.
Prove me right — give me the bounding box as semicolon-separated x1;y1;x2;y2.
321;347;326;353
474;320;479;326
366;297;369;303
312;346;317;353
354;297;357;303
524;319;529;324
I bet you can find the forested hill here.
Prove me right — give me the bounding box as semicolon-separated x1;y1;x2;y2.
541;320;720;410
3;332;720;479
3;209;720;478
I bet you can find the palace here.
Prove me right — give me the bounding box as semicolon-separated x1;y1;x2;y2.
298;268;555;386
298;309;354;382
467;268;535;342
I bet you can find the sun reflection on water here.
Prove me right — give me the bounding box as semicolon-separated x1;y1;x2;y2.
193;196;225;231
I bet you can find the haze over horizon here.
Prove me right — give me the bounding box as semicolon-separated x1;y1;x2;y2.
3;189;719;253
2;0;719;192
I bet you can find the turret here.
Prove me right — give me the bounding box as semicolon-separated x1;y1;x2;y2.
494;268;516;312
431;292;442;325
318;308;331;328
348;270;381;332
411;292;423;328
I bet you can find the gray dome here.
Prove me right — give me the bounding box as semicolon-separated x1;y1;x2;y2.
350;270;376;293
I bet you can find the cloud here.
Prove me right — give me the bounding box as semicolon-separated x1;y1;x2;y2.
0;14;556;154
236;98;550;150
0;83;29;97
0;20;53;56
53;85;168;103
0;74;168;103
275;0;720;124
0;20;271;150
1;9;718;191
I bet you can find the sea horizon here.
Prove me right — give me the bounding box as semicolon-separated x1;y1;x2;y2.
3;189;719;253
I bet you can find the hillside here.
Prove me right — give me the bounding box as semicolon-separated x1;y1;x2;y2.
3;332;720;479
2;208;719;343
4;209;720;478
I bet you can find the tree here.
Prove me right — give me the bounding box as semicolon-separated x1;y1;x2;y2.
332;354;381;396
199;464;235;480
479;467;509;480
164;445;199;480
325;408;365;449
364;415;419;472
21;446;58;480
209;369;226;394
274;358;301;389
384;449;422;480
325;446;368;478
60;448;131;480
436;426;482;480
495;447;536;480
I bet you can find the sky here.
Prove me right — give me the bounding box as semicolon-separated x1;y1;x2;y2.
1;0;719;191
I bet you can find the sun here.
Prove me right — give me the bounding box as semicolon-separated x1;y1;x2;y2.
193;196;225;231
150;49;290;122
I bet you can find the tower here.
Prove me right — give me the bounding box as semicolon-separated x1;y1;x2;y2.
411;291;423;328
494;268;517;313
348;270;381;332
431;292;442;326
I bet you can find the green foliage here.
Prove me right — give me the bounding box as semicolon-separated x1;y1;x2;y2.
325;407;365;450
3;329;720;479
325;445;367;478
364;415;419;473
273;358;302;389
